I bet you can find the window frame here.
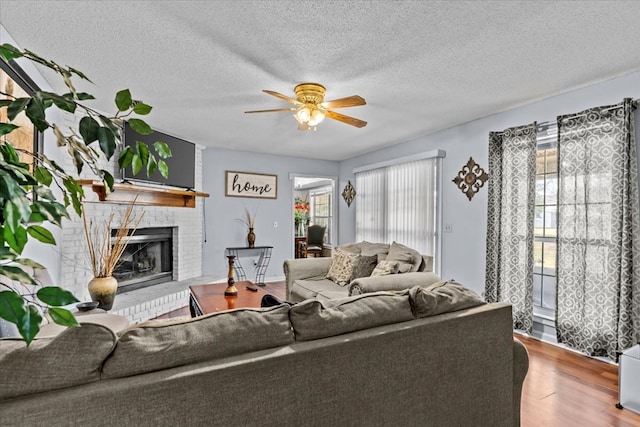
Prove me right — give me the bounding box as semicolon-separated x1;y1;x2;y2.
533;129;558;319
0;57;42;161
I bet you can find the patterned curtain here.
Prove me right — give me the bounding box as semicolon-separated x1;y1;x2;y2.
485;123;537;333
556;98;640;360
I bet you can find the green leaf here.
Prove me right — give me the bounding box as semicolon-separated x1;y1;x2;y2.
34;166;53;186
25;98;48;132
153;141;172;159
37;287;79;306
20;305;42;345
0;291;41;343
0;44;23;61
78;116;101;144
97;126;116;159
4;225;28;253
3;201;20;233
133;102;152;115
0;265;37;285
97;114;120;135
115;89;132;112
157;159;169;179
68;66;93;83
128;118;153;135
62;177;83;216
0;291;26;324
0;123;19;136
7;98;30;121
131;155;142;175
38;91;76;113
33;200;68;226
75;92;95;100
118;146;135;169
48;307;79;327
147;154;157;176
101;170;115;191
14;258;46;270
135;141;150;165
27;225;56;245
62;91;95;101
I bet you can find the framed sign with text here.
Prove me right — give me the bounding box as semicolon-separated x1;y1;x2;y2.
225;171;278;199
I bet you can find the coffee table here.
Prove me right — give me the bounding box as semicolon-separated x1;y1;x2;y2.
189;281;268;317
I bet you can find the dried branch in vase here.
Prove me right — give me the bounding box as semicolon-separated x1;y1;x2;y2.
82;201;145;278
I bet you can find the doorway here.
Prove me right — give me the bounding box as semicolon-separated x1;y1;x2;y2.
292;174;337;258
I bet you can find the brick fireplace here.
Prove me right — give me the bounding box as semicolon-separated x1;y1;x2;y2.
55;111;206;313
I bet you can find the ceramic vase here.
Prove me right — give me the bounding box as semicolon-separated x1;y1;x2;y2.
88;276;118;311
247;228;256;248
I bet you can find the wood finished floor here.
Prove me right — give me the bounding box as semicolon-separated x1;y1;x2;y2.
156;281;640;426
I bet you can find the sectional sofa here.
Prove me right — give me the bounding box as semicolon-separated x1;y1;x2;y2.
0;284;529;426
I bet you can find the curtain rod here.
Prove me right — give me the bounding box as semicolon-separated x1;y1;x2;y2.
537;98;639;130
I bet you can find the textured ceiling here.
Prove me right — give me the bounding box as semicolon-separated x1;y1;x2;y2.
2;1;640;161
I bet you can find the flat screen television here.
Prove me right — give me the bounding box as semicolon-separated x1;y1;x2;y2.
121;122;196;190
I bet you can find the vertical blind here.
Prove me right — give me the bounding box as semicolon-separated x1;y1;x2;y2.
355;158;437;256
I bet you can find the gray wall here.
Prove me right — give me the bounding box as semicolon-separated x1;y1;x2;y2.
338;69;640;296
201;148;338;281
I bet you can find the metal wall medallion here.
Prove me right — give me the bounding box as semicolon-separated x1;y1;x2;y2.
452;157;489;201
342;180;356;207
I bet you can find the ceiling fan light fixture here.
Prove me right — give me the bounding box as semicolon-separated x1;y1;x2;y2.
307;108;325;126
246;82;367;129
296;105;311;123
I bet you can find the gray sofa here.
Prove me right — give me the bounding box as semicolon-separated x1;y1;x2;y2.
284;241;436;302
0;286;529;426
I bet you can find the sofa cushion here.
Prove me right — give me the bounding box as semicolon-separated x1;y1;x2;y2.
0;323;117;402
289;292;414;341
291;278;344;301
351;254;378;279
338;242;362;254
326;249;358;285
359;241;390;257
102;305;294;379
386;241;423;273
409;281;485;318
371;259;400;276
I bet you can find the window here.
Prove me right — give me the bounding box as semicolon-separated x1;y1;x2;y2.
310;186;332;244
355;157;439;260
0;58;40;167
533;129;558;317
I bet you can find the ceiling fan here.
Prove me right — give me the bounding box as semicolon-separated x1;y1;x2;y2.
245;83;367;131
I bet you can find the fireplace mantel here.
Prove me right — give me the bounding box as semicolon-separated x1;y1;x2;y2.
78;180;209;208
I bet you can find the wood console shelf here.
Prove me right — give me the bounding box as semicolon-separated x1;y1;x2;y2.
78;180;209;208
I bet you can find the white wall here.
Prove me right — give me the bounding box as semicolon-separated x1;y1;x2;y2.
339;70;640;296
201;147;338;281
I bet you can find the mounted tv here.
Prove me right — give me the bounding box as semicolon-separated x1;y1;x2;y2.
122;122;196;190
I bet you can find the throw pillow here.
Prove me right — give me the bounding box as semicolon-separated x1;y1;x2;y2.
386;241;422;273
351;254;378;280
371;260;400;276
326;249;358;286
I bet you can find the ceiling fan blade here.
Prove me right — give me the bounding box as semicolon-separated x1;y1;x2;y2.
324;110;367;128
245;107;296;114
298;122;310;131
322;95;366;109
263;90;302;105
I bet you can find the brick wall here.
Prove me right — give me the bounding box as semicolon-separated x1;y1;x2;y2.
58;112;205;301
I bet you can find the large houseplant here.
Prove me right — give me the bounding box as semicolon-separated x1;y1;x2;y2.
0;44;171;343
